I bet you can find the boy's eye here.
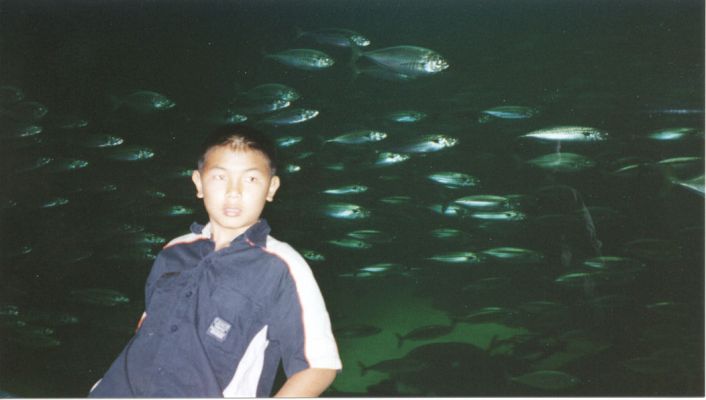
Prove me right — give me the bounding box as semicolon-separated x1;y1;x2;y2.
246;176;258;183
213;174;226;180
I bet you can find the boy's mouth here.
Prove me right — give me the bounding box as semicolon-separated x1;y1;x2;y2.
223;207;241;217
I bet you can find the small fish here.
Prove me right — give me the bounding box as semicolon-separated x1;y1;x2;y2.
259;108;319;125
527;152;595;172
356;45;449;76
79;134;124;148
155;205;194;217
44;158;89;173
646;127;702;141
582;256;645;272
471;210;526;221
276;136;304;148
132;232;167;245
296;28;370;47
428;172;479;188
106;145;155;161
301;249;325;262
479;105;539;123
346;229;393;243
520;126;608;142
283;164;301;173
374;152;410;166
357;262;406;275
395;323;455;347
326;130;387;144
69;288;130;306
239;83;300;102
327;238;372;249
40;197;69;208
333;324;381;339
5;101;49;121
265;48;335;70
398;134;458;153
428;203;469;217
323;184;368;195
454;194;510;209
379;195;412;204
429;228;468;239
481;247;545;263
0;305;19;317
15;156;53;173
453;306;518;324
427;251;481;264
22;310;80;326
510;370;581;391
671;174;704;196
554;271;602;287
385;110;427;123
323;203;370;219
2;121;42;137
111;90;175;112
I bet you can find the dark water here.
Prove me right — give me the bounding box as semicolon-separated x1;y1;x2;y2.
0;0;704;396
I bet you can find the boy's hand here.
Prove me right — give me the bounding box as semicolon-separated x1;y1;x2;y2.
274;368;337;397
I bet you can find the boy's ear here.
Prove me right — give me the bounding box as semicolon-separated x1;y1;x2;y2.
267;176;280;202
192;170;204;198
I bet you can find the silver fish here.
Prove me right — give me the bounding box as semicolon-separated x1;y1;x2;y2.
646;127;702;141
385;110;427;123
398;134;457;153
111;91;175;112
328;238;372;249
301;249;326;262
356;45;449;76
520;126;608;142
239;83;300;102
323;185;369;195
276;136;304;148
323;203;370;219
479;105;539;123
265;48;334;70
375;152;410;166
259;108;319;125
79;134;124;148
527;152;595;172
471;210;526;221
481;247;544;263
453;195;509;209
326;130;387;144
106;145;155;161
428;172;479;188
427;251;481;264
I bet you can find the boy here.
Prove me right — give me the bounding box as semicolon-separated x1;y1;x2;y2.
89;125;342;397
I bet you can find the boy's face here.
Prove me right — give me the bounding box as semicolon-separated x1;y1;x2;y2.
192;146;280;243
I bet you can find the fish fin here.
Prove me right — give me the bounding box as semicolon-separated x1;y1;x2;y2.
357;361;368;376
395;333;404;348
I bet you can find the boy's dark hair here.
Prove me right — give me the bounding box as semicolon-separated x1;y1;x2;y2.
197;124;278;175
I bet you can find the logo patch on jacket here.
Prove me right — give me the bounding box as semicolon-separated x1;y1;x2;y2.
207;317;231;342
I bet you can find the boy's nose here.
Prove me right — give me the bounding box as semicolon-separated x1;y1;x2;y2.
226;180;242;198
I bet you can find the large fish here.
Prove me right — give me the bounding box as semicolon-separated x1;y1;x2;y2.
355;45;449;76
264;48;335;70
520;126;608;142
296;28;370;47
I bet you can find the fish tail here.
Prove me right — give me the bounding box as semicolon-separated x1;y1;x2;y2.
395;333;404;348
357;361;368;376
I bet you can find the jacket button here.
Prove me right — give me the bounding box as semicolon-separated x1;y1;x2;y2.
170;325;178;332
185;290;193;298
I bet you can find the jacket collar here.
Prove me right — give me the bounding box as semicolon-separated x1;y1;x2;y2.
189;219;271;249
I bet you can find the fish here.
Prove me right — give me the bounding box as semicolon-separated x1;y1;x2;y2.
296;28;370;47
69;288;130;306
355;45;449;76
452;306;518;324
325;129;387;144
44;158;89;173
283;164;301;174
374;152;411;166
110;90;175;112
352;65;418;81
0;305;19;317
78;134;124;148
481;247;545;263
333;323;382;338
301;249;325;262
1;121;43;138
346;229;393;243
520;126;608;142
428;172;479;189
397;134;458;153
646;127;702;141
258;108;319;125
429;228;469;239
478;105;539;123
379;195;413;204
427;251;482;264
0;85;24;105
510;370;581;391
453;194;510;209
471;210;526;221
21;310;80;326
357;262;407;275
264;48;335;70
327;238;372;249
132;232;167;245
428;203;469;217
238;83;300;102
671;174;704;196
4;100;49;121
385;110;427;123
323;184;369;195
154;205;194;217
276;136;304;148
323;203;371;219
582;256;645;272
554;271;603;287
105;145;155;161
395;323;456;347
15;156;53;173
527;152;596;172
40;197;69;208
